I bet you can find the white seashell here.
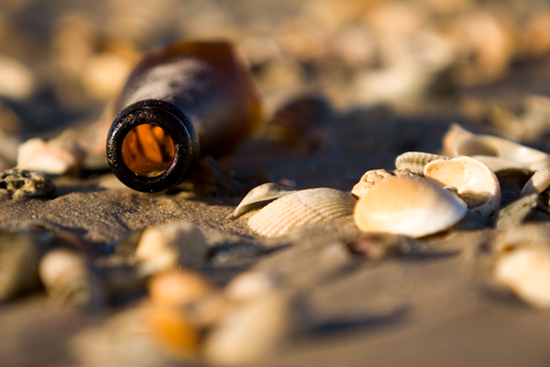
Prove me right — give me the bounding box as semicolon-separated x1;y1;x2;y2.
424;156;501;217
248;188;356;238
443;124;550;171
351;169;417;199
233;183;295;218
494;246;550;308
354;175;467;238
135;222;208;275
224;271;282;302
17;130;86;175
520;167;550;197
395;151;449;175
204;291;293;365
442;123;475;157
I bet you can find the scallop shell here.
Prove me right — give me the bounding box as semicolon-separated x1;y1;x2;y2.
395;151;450;175
233;183;295;218
494;246;550;308
248;188;356;238
443;124;550;171
354;175;467;238
520;167;550;197
424;156;501;217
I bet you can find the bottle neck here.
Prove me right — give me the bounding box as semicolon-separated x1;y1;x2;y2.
106;99;199;192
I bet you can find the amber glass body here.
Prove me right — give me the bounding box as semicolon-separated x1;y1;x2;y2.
106;41;262;192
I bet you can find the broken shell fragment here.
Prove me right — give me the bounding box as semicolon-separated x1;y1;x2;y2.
424;156;501;217
395;151;449;175
135;222;208;275
248;188;356;238
148;270;213;307
351;168;417;199
494;246;550;308
354;175;467;238
233;182;295;217
520;167;550;197
443;124;550;171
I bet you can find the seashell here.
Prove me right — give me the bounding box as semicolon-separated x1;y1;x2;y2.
204;291;293;365
520;167;550;197
39;248;106;309
0;168;55;201
395;151;449;175
494;246;550;308
0;231;48;300
442;123;475;157
17;130;86;175
0;55;35;99
233;182;295;218
424;156;501;217
135;222;207;275
248;188;356;238
148;270;213;307
224;271;282;302
354;175;467;238
443;124;550;171
351;168;417;199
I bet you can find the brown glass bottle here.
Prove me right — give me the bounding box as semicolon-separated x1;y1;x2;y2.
106;41;262;192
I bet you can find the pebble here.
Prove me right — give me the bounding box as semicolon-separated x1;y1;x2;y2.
148;270;213;307
0;168;54;200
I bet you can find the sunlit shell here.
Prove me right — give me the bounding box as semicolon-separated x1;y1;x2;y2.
520;167;550;197
351;168;417;199
494;246;550;308
148;270;213;307
424;156;501;217
248;188;356;238
443;124;550;171
354;175;467;238
395;151;449;175
233;182;295;218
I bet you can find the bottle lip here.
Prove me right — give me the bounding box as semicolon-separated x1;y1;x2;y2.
106;99;199;192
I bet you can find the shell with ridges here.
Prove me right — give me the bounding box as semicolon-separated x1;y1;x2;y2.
233;183;295;218
424;156;501;217
395;151;450;175
354;175;467;238
248;188;356;238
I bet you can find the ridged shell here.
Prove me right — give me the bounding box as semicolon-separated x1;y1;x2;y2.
233;183;295;217
248;188;356;238
395;151;450;175
354;175;467;238
443;124;550;171
424;156;501;217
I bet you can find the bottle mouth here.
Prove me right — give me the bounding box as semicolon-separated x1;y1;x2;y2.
107;100;198;192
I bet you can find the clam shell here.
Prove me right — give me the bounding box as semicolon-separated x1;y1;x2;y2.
395;151;449;175
354;175;467;238
233;183;295;217
424;156;501;217
444;124;550;171
248;188;356;238
494;246;550;308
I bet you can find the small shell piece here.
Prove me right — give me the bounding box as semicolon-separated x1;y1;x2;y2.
148;270;213;307
135;222;207;275
233;183;295;217
248;188;356;238
444;124;550;171
494;246;550;308
351;168;416;199
424;156;501;217
520;167;550;197
354;175;467;238
395;151;449;175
